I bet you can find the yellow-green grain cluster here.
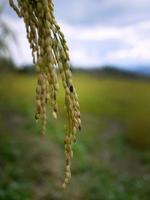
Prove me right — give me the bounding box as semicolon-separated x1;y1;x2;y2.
9;0;81;188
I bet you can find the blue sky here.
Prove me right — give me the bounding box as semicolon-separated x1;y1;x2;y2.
2;0;150;68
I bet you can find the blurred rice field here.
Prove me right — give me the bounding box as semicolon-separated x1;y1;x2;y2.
0;72;150;200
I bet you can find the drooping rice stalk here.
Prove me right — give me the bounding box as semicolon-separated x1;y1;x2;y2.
9;0;81;188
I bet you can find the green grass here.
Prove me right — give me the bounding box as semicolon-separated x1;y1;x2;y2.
0;72;150;199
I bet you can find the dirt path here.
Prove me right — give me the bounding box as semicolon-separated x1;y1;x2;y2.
0;110;68;199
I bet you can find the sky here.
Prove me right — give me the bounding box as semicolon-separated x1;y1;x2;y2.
2;0;150;69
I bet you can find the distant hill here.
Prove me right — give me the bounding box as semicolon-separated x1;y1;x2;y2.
0;58;15;73
0;60;150;79
74;66;150;79
131;67;150;76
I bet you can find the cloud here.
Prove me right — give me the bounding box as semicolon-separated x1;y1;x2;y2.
5;0;150;26
2;0;150;68
61;20;150;67
2;15;32;66
54;0;150;26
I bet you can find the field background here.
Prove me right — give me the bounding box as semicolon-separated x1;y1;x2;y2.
0;70;150;200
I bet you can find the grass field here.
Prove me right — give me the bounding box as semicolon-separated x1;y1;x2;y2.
0;72;150;200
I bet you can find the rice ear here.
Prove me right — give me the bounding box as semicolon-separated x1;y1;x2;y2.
9;0;81;188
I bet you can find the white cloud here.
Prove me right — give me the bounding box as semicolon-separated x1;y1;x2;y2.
2;15;32;66
54;0;150;27
61;20;150;67
2;14;150;68
61;23;121;41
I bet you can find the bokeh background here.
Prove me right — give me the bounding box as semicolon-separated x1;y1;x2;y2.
0;0;150;199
